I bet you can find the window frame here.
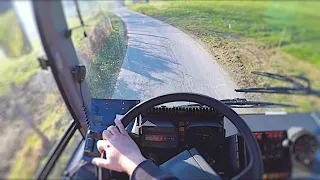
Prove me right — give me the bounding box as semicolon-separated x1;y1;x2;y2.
32;0;92;178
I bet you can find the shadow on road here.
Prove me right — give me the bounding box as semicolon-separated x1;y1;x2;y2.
121;30;181;82
112;79;144;99
122;46;173;82
129;39;166;48
128;32;169;39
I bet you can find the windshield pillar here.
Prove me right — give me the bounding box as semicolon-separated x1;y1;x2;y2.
33;0;90;134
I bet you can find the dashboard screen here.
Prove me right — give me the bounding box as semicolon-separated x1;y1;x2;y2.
145;135;175;142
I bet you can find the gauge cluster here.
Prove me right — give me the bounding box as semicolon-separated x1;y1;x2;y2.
138;107;320;179
139;120;228;175
138;106;227;174
293;134;318;166
288;127;319;167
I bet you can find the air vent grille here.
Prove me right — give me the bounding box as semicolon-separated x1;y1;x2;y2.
145;106;223;118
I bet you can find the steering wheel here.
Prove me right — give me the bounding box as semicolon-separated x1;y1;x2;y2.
110;93;263;179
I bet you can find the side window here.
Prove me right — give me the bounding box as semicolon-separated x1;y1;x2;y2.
0;1;77;178
47;131;83;179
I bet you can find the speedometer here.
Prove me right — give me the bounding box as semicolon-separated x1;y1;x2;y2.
292;133;318;166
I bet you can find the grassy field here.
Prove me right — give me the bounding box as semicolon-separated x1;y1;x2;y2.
131;1;320;112
0;9;31;57
71;12;127;98
0;50;40;96
8;93;70;179
0;8;40;97
131;1;320;68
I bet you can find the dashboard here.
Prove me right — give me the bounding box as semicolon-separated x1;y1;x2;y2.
82;99;320;179
138;106;227;175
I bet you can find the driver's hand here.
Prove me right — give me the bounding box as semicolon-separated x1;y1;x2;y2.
92;119;146;176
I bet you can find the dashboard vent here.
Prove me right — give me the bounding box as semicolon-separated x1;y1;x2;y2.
144;106;223;118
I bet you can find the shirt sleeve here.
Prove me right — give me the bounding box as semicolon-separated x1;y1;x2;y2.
130;160;179;180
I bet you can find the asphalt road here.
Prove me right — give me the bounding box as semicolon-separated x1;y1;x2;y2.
112;8;244;101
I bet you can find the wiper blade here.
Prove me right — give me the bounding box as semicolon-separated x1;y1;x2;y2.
181;98;297;108
235;71;320;97
220;98;297;108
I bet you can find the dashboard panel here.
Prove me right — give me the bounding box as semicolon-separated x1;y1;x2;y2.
82;99;320;179
139;106;227;174
243;131;292;179
138;107;319;179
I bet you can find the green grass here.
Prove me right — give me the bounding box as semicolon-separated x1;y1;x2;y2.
8;93;70;179
125;0;133;7
0;10;41;97
131;1;320;112
71;12;127;98
0;8;65;179
8;134;43;179
69;13;105;49
0;9;31;57
0;42;41;96
87;15;126;98
131;1;320;68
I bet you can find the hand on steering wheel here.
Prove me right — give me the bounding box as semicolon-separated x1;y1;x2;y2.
92;119;146;176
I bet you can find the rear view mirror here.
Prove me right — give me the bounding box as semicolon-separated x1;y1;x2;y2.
0;1;32;58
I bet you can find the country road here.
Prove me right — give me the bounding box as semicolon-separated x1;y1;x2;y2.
112;8;244;101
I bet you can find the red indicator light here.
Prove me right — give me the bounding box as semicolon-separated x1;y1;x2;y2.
159;136;164;141
254;132;262;140
266;131;283;140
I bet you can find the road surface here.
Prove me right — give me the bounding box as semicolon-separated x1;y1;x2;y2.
112;8;244;101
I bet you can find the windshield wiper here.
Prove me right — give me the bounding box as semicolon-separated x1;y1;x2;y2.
235;71;320;97
220;98;296;108
182;98;297;108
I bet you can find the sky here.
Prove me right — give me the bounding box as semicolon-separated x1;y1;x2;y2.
13;1;38;40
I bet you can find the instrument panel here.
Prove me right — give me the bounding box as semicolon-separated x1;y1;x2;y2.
139;120;227;175
139;121;319;179
140;121;178;148
292;134;318;166
139;106;226;174
82;98;319;179
253;131;292;179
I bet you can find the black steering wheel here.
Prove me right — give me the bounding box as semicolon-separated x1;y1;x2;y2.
115;93;263;179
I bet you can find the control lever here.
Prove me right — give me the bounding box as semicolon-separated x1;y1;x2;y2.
98;151;110;180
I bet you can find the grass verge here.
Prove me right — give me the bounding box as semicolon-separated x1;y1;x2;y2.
71;12;127;98
131;1;320;112
8;92;70;179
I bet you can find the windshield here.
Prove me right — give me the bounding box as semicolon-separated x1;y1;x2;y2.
64;0;320;113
